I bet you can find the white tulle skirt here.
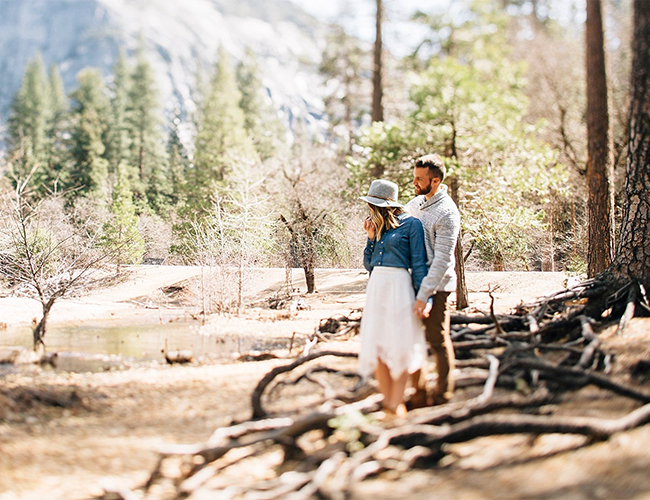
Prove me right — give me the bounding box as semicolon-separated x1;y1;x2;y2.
358;267;427;379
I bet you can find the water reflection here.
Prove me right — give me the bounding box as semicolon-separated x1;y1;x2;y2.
0;321;288;371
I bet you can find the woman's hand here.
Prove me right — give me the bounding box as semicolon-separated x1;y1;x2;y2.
363;216;377;239
414;299;432;319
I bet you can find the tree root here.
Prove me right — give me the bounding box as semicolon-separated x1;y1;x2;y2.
116;275;650;500
251;350;359;419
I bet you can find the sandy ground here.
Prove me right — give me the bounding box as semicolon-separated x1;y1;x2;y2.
0;266;569;328
1;267;649;499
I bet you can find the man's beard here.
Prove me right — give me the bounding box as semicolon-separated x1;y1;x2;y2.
415;182;432;195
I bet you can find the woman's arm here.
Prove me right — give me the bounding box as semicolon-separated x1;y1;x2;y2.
363;216;377;272
363;238;376;272
409;218;428;292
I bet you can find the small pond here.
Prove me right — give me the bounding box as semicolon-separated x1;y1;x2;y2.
0;321;289;374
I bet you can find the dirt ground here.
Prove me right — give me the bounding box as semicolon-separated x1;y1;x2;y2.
1;267;649;499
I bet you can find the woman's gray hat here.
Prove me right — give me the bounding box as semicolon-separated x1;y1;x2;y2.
359;179;403;208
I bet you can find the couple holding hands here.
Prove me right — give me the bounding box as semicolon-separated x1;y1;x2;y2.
358;154;461;417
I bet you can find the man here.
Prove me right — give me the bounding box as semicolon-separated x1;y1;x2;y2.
406;154;461;406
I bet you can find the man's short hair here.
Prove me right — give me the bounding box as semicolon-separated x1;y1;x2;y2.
415;154;446;181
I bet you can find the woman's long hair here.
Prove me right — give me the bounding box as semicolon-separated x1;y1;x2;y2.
368;204;403;240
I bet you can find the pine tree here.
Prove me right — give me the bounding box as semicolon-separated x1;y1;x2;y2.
190;47;257;212
606;0;650;290
49;64;67;131
106;50;132;180
586;0;615;277
127;47;171;211
236;48;285;161
319;25;368;152
167;107;189;206
371;0;384;122
47;64;69;192
7;54;52;187
68;69;110;197
101;162;145;273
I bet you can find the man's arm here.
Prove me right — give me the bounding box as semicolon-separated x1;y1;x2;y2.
416;211;460;303
404;197;419;216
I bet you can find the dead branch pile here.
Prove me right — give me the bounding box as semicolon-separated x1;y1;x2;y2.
311;310;362;343
100;280;650;500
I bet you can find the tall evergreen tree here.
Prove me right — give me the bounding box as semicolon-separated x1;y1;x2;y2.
319;25;368;152
7;54;52;187
106;50;132;180
47;64;69;192
48;65;67;130
586;0;615;277
371;0;384;122
68;69;110;197
236;48;284;161
101;162;145;273
167;107;189;206
607;0;650;290
190;47;257;212
127;47;171;211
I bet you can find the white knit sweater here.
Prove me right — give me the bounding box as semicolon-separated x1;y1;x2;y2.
405;185;461;301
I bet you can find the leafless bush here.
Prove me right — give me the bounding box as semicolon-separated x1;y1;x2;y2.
138;213;172;263
70;195;111;236
0;176;128;350
178;166;276;316
270;143;361;293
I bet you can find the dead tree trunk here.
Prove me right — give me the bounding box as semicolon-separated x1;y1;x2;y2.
607;0;650;291
371;0;384;123
586;0;615;277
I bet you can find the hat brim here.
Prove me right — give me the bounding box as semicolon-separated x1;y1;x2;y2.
358;195;403;208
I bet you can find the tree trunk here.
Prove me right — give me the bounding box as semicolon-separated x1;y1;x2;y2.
303;236;316;294
371;0;384;122
586;0;615;277
343;61;353;154
493;250;504;272
571;200;577;258
33;297;56;350
548;202;555;272
449;177;469;310
608;0;650;290
238;253;244;312
303;265;315;294
139;140;145;182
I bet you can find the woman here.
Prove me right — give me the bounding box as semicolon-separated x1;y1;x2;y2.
358;179;428;416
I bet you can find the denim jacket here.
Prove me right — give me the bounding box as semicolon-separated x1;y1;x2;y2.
363;213;428;293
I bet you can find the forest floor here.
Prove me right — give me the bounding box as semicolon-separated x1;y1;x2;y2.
1;267;649;499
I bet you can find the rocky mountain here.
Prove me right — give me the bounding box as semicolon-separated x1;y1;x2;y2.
0;0;329;132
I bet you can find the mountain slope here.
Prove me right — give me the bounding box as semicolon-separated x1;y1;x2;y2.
0;0;328;129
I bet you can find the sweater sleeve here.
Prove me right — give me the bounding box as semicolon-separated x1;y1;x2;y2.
416;210;460;302
363;238;376;272
408;218;428;293
404;197;419;216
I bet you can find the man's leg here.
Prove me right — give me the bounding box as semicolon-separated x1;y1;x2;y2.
423;292;455;401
